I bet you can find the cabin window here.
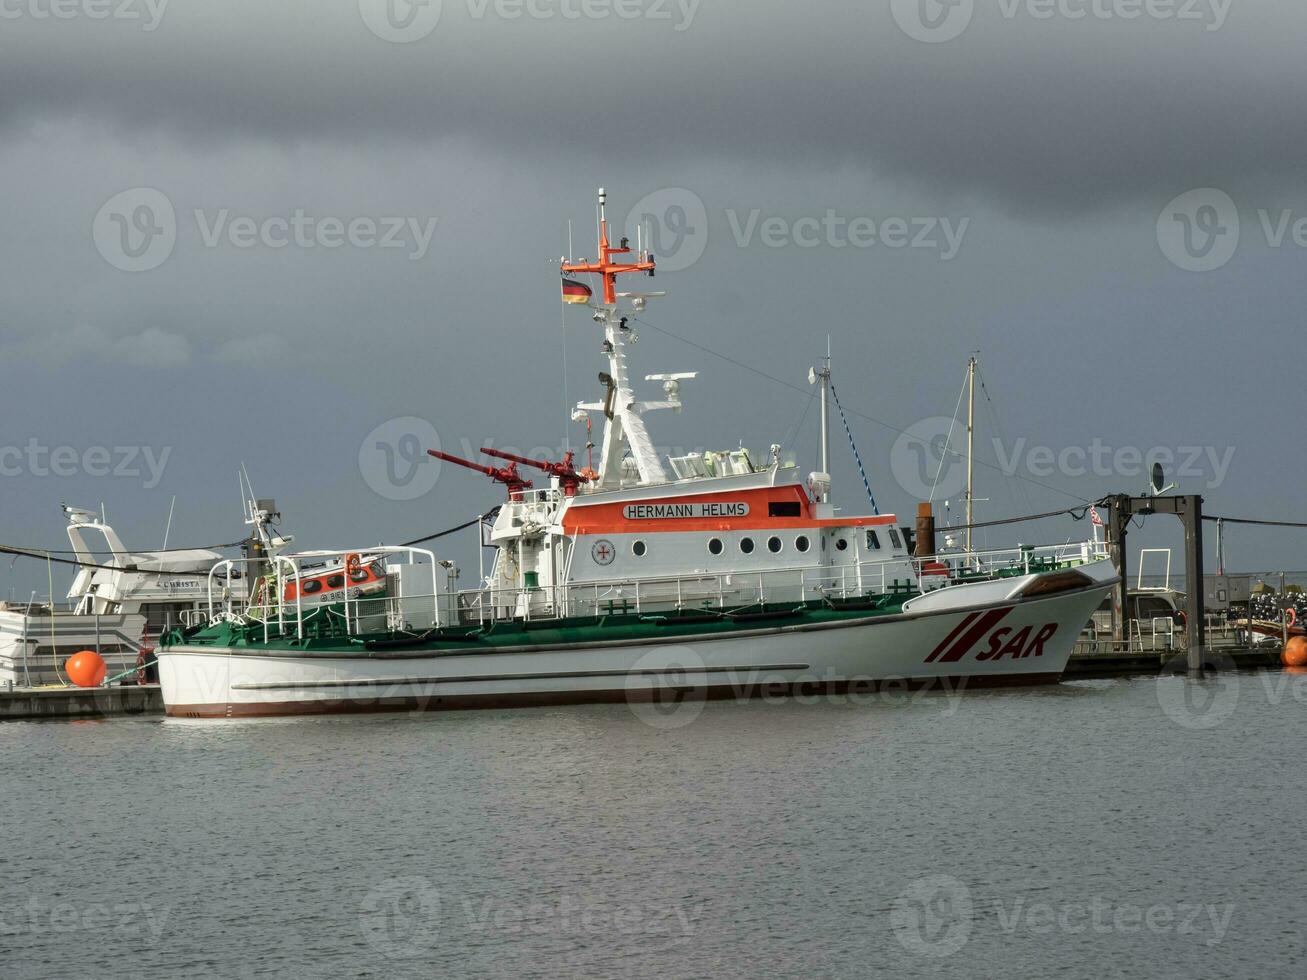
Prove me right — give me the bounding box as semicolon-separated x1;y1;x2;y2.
768;501;802;518
866;530;881;550
795;535;810;553
888;528;903;550
836;538;848;552
740;537;755;555
708;538;724;556
767;536;782;554
302;580;323;595
632;540;647;558
326;574;345;589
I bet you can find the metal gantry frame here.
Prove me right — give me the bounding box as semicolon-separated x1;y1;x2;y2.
1103;494;1207;670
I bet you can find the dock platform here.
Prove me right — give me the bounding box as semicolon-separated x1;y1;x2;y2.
0;683;162;720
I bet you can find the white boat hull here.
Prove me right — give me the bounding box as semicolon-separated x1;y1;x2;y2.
159;565;1116;718
0;611;147;688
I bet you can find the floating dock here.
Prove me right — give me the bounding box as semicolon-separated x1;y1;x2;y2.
0;683;162;720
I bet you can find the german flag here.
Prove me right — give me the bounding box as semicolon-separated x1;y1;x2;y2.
561;277;592;305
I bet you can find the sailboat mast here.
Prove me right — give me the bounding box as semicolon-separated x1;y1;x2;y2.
965;355;976;556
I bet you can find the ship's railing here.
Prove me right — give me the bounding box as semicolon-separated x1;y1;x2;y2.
452;539;1108;626
201;547;440;642
191;539;1106;640
504;487;563;507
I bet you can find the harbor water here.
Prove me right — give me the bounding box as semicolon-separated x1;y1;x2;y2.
2;672;1304;979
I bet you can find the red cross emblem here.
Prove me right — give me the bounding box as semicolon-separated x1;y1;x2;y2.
591;539;616;565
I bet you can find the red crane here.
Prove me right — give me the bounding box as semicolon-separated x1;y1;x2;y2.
481;447;591;497
427;449;534;500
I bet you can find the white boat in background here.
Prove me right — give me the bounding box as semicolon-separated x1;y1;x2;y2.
0;506;228;688
158;187;1118;718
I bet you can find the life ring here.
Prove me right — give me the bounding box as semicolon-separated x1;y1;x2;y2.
1175;610;1187;628
1288;607;1298;628
346;553;362;574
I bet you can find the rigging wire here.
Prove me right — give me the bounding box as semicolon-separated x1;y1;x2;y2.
781;390;816;452
0;510;506;574
629;313;1092;505
929;364;969;504
829;380;879;514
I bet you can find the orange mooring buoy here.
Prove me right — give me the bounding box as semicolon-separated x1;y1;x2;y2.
65;650;107;688
1282;636;1307;668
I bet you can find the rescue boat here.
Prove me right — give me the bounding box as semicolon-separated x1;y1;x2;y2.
157;188;1118;718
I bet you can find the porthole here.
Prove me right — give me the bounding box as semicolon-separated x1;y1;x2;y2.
708;538;724;556
835;538;848;552
740;537;755;555
795;535;810;553
767;536;782;554
632;540;647;558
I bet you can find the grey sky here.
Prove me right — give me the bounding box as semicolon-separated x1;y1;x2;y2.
2;0;1304;595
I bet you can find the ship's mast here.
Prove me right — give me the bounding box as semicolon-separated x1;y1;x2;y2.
813;340;832;504
965;354;976;557
563;188;685;489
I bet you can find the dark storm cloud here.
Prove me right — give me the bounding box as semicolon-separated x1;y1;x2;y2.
0;0;1304;212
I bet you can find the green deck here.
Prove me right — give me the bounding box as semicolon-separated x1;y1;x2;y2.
162;593;917;656
161;555;1078;657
